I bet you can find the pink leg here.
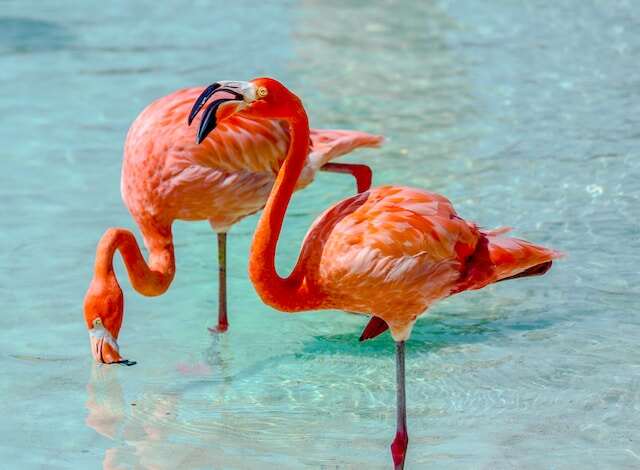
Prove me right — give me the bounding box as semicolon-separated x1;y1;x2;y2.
320;162;372;193
209;232;228;333
391;340;409;470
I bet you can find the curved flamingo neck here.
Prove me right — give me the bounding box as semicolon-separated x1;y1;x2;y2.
94;227;175;296
84;226;175;339
248;104;322;312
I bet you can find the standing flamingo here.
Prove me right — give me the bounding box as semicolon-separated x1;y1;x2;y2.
190;78;562;469
82;83;383;365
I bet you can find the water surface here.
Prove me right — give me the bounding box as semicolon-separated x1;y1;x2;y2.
1;0;639;468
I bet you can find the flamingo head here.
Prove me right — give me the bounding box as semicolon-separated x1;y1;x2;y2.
83;277;135;366
188;77;302;142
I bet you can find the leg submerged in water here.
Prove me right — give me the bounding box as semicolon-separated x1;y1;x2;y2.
391;340;409;470
210;232;228;333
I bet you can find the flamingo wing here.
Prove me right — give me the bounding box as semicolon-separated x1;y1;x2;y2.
310;186;560;341
308;186;480;337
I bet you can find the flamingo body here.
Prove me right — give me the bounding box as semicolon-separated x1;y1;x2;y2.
298;185;560;340
122;87;381;231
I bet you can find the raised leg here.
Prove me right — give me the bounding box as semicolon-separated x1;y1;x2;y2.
209;232;228;333
320;162;372;193
391;340;409;470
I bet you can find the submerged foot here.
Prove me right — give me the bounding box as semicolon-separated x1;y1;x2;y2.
391;431;408;470
208;322;229;334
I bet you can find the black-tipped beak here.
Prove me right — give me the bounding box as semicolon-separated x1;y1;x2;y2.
194;97;240;144
187;82;221;125
115;359;137;366
188;84;245;144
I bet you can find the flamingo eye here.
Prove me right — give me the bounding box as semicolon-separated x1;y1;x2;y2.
256;86;268;98
93;318;102;327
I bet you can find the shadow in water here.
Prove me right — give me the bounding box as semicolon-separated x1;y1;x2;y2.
84;362;291;469
0;17;74;54
299;317;497;359
299;310;555;359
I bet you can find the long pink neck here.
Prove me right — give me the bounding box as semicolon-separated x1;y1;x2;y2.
248;103;322;312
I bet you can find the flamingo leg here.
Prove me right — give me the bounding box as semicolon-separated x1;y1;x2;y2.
320;162;372;193
391;340;409;470
209;232;229;333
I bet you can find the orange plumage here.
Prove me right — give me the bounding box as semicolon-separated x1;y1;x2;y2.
298;185;562;340
122;87;382;231
83;84;383;363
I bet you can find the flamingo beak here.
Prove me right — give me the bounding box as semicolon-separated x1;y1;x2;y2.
89;325;136;366
188;81;258;144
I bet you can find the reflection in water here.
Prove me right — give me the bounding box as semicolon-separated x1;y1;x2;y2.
85;366;125;441
84;341;282;469
83;343;393;469
86;365;180;469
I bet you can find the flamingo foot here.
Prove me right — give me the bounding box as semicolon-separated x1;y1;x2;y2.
208;322;228;334
391;431;408;470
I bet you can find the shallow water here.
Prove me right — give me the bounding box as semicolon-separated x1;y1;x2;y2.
1;0;639;468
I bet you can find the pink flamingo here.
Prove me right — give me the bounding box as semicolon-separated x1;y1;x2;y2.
82;84;383;365
190;78;561;469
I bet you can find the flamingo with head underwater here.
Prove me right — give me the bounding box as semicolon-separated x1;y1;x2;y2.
82;83;383;365
189;77;562;469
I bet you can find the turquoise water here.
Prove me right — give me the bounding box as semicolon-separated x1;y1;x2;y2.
2;0;639;468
